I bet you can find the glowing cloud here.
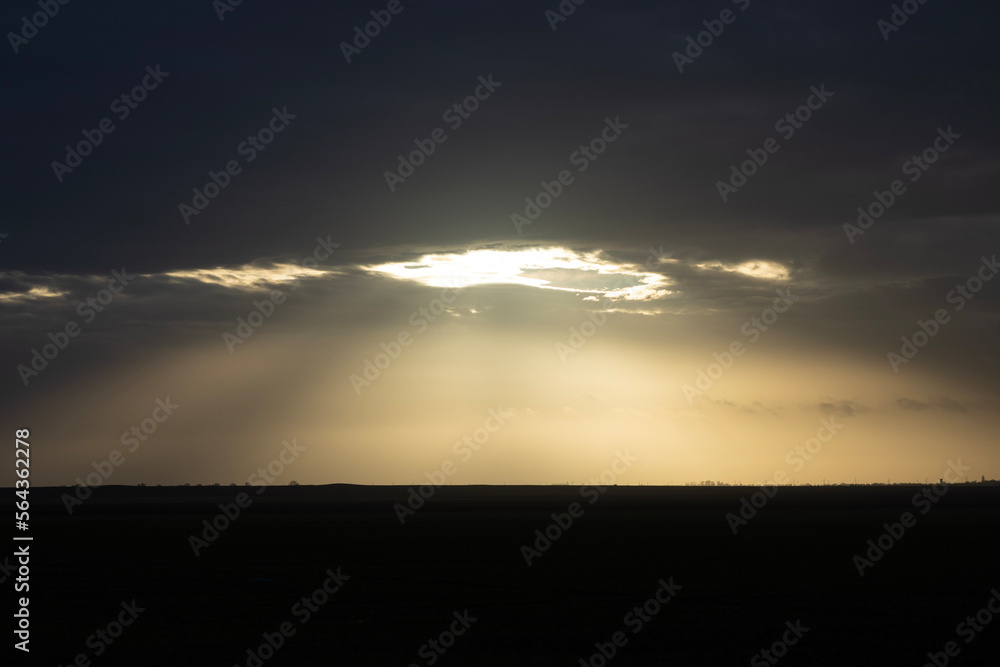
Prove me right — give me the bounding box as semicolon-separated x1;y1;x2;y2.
694;259;790;281
161;263;332;289
365;247;674;301
0;284;67;303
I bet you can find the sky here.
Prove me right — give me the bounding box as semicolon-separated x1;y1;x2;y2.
2;0;999;486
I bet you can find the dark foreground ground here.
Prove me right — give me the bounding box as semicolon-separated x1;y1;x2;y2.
8;484;1000;665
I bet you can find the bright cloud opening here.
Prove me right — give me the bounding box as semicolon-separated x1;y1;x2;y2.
365;247;674;301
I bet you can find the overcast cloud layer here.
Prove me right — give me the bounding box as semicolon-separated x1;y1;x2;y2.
3;0;998;485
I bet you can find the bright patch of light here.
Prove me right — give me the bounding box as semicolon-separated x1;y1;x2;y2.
694;259;789;281
366;247;674;301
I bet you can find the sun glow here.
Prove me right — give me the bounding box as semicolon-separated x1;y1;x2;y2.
366;247;674;301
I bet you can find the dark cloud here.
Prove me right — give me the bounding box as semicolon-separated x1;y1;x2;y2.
819;400;864;417
3;0;999;483
896;396;973;413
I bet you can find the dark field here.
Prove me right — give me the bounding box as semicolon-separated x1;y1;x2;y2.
13;484;1000;665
